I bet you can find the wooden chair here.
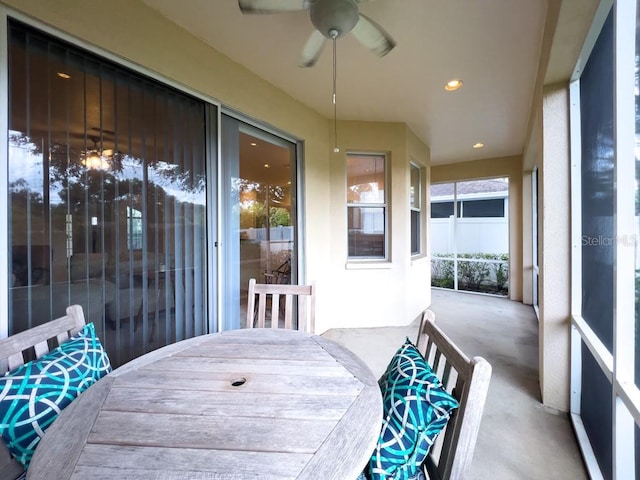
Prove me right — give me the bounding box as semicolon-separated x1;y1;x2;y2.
263;256;291;285
0;304;86;480
415;309;492;480
246;278;316;332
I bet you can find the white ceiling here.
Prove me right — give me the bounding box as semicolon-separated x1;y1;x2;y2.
140;0;549;166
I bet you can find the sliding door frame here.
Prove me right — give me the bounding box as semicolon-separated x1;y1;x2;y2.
0;7;222;339
0;9;9;340
219;107;305;332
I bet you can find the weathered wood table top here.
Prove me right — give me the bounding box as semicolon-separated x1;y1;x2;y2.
27;328;382;479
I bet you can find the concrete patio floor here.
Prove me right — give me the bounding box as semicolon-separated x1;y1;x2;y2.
322;288;588;480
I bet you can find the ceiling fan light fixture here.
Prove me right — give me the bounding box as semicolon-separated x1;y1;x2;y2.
239;0;395;68
82;151;110;170
445;79;463;91
82;136;112;170
310;0;359;38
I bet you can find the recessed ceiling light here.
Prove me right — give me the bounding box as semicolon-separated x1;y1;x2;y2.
472;142;485;149
444;79;463;91
57;72;71;79
250;142;257;146
264;163;270;168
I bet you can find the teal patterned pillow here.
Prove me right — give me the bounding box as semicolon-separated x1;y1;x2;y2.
369;338;459;480
0;323;111;467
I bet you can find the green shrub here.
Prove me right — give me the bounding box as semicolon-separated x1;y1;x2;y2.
432;253;508;295
457;257;490;291
431;256;454;288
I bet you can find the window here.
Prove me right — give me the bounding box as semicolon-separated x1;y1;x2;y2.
431;201;455;218
126;206;143;250
577;13;615;476
431;199;505;218
569;3;640;478
347;153;387;259
410;164;421;255
431;177;507;220
460;198;504;217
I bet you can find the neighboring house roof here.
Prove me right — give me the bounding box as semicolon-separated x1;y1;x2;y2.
431;178;509;199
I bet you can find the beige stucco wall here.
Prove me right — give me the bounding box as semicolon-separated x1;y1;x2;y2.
521;107;542;307
1;0;431;333
324;120;432;332
538;84;571;411
431;156;524;302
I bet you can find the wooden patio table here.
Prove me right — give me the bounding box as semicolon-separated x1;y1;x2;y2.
26;328;382;479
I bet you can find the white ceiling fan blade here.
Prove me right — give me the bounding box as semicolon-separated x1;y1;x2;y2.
298;30;327;67
239;0;309;14
351;13;396;57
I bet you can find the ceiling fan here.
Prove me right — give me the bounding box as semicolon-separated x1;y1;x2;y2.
238;0;396;67
81;135;114;171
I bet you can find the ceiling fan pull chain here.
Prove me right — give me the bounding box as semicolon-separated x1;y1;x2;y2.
238;2;395;152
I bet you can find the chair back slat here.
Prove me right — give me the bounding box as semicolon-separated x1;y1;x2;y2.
416;309;492;480
247;278;316;332
6;353;25;373
0;305;86;373
0;304;87;480
283;295;294;329
269;293;280;328
32;341;51;365
440;361;455;390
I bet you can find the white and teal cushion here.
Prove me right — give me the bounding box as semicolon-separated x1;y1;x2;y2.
369;338;459;480
0;322;111;467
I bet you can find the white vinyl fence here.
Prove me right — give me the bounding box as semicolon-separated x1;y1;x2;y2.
431;216;509;295
431;217;508;254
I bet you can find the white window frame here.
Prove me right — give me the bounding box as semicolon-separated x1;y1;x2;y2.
126;206;143;250
410;163;422;257
532;166;539;317
346;152;389;262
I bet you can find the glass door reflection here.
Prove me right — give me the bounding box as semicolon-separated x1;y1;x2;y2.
221;115;297;329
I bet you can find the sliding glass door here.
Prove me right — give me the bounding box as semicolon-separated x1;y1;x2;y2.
221;114;298;330
8;20;211;367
